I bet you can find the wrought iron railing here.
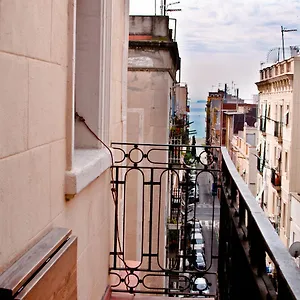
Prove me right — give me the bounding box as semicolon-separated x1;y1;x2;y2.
260;116;266;133
109;143;300;299
257;156;264;174
109;142;220;297
274;121;283;142
219;147;300;300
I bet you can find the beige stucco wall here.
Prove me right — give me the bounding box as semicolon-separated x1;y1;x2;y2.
257;58;300;247
125;41;177;289
0;0;128;299
174;84;188;117
231;131;257;196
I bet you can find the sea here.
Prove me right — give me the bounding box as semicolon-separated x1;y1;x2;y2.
189;100;206;142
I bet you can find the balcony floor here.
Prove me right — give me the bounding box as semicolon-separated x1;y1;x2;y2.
111;292;215;300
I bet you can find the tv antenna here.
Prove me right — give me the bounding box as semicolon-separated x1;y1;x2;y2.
266;46;300;63
161;1;181;16
281;26;297;60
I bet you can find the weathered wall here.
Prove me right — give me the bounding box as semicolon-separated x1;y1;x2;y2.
0;0;129;299
129;16;169;39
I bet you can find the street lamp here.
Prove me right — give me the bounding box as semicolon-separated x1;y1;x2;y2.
281;26;297;60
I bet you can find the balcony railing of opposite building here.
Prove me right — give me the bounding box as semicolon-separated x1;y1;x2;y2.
274;121;283;142
257;157;264;174
260;117;266;133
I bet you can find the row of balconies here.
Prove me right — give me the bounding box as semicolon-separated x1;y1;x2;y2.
257;158;282;191
259;117;283;142
274;121;283;142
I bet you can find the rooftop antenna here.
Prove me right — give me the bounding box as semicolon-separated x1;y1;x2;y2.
160;0;164;15
281;26;297;60
166;1;182;15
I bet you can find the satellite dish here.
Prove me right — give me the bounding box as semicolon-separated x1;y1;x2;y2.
289;242;300;258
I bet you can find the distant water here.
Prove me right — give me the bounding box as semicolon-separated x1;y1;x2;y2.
189;100;206;139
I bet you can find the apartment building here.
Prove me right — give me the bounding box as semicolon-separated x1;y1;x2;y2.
229;126;258;196
122;15;181;289
256;57;300;247
0;1;129;298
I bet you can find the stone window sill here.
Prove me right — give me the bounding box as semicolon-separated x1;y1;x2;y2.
65;148;111;198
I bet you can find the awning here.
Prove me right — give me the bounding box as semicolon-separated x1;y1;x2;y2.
285;110;289;125
256;182;266;202
256;141;261;151
276;147;282;160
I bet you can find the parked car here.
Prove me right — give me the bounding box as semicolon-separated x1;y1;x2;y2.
189;174;197;182
190;233;205;253
194;252;206;270
191;227;202;234
190;221;202;234
188;185;199;203
188;252;206;270
187;219;202;233
190;277;210;295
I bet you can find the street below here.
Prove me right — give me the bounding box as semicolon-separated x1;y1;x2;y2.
188;162;220;297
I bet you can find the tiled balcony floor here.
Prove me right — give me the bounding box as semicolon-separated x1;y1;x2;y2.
111;293;215;300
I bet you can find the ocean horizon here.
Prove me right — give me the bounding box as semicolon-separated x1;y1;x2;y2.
189;100;206;139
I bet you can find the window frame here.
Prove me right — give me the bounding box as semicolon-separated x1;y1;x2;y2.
65;0;113;197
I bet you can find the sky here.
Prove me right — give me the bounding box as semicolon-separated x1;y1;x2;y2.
130;0;300;100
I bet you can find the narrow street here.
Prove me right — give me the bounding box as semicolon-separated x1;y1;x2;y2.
188;156;220;297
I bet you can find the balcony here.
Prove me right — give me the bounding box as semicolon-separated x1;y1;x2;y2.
271;168;281;191
260;117;266;135
108;142;300;300
257;156;264;174
274;121;283;143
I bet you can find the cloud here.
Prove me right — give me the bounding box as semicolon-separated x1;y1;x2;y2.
130;0;300;99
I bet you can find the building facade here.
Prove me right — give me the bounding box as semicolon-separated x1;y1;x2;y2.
0;1;129;298
256;57;300;246
229;126;258;196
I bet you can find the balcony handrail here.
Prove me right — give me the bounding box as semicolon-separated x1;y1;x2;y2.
111;142;221;148
221;147;300;299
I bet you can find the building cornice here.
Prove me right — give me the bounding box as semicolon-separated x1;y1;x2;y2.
255;73;293;86
129;40;180;71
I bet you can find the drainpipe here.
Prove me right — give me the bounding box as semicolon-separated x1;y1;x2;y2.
287;193;292;246
121;0;130;144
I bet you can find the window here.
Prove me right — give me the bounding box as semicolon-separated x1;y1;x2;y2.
272;193;276;215
286;105;290;126
282;203;286;229
267;105;271;118
285;151;288;177
74;0;112;148
279;105;283;124
65;0;126;196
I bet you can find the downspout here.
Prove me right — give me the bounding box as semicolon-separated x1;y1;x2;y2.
121;0;130;144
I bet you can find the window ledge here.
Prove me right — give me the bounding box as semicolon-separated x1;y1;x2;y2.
65;148;111;197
